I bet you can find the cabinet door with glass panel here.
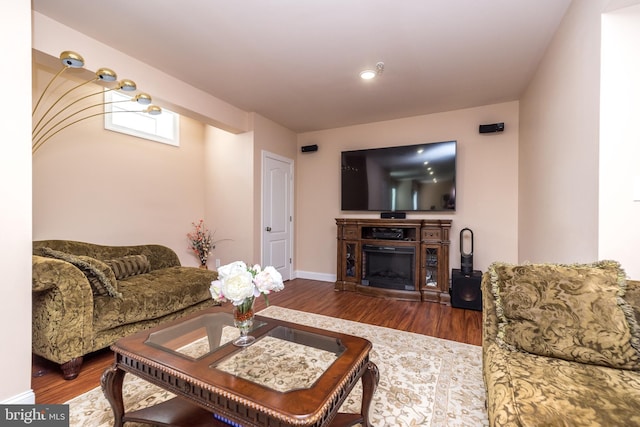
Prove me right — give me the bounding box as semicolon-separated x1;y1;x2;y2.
341;241;360;283
420;243;444;303
420;245;441;290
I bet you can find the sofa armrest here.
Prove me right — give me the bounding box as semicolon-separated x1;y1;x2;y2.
624;280;640;326
138;244;181;270
32;255;94;364
625;280;640;307
481;272;499;345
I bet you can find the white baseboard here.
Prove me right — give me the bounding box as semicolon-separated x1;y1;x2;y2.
294;270;336;283
2;389;35;404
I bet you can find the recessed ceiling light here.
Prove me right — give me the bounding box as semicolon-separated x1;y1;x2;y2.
359;62;384;80
360;70;376;80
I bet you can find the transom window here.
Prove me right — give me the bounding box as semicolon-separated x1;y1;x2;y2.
104;90;179;146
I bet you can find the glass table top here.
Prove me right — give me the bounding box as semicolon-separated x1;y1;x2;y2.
144;312;346;392
145;313;263;359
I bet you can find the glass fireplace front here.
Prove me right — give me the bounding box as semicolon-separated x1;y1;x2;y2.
361;244;415;291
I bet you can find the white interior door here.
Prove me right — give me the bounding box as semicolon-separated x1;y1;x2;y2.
262;151;293;281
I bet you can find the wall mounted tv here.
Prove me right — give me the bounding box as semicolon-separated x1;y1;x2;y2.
341;140;456;212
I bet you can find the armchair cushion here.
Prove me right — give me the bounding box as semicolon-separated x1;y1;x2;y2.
37;247;121;297
489;261;640;370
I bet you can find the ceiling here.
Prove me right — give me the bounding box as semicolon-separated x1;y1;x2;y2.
32;0;572;133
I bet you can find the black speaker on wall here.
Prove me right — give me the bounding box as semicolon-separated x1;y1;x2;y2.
479;122;505;134
451;269;483;311
301;144;318;153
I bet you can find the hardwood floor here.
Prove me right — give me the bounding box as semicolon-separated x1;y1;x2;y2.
32;278;482;404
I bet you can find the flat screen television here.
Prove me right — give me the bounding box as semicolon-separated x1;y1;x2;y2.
341;140;456;212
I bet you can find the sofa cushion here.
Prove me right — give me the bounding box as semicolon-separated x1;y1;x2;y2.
489;261;640;370
37;247;121;297
105;254;151;280
93;266;216;332
77;256;119;297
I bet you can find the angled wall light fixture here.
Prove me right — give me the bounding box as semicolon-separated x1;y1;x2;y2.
32;50;162;154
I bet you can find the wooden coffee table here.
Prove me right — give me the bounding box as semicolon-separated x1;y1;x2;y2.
101;306;379;427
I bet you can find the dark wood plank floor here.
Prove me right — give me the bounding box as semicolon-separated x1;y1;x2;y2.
32;278;482;404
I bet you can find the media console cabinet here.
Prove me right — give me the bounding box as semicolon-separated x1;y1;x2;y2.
335;218;452;304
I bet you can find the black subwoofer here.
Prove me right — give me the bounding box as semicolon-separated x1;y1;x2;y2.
451;268;482;311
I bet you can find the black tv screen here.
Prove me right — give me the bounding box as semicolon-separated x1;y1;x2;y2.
341;140;456;212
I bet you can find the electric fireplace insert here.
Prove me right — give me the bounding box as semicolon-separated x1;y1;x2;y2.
361;244;415;291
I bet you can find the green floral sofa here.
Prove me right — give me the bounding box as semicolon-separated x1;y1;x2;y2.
482;261;640;426
32;240;219;380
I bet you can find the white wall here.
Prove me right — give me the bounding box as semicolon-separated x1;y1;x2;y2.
296;102;519;280
1;1;34;403
600;4;640;279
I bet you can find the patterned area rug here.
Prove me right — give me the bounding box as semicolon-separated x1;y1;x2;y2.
66;306;488;426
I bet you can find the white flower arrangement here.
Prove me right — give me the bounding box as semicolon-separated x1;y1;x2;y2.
210;261;285;312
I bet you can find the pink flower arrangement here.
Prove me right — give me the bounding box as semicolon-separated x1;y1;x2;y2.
187;220;215;266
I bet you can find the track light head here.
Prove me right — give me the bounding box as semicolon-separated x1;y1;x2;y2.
96;68;117;82
60;51;84;68
117;79;137;91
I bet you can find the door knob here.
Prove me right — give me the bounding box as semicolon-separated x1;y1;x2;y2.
265;226;272;232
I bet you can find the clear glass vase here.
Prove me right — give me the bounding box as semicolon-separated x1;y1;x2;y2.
232;297;256;347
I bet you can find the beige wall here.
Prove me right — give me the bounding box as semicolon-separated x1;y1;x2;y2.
33;61;298;271
519;0;640;279
519;0;605;264
33;63;210;267
204;127;255;265
1;1;33;403
252;114;298;265
202;114;296;268
600;4;640;279
296;102;519;280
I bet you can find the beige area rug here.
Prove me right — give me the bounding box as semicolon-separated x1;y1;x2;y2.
66;306;488;426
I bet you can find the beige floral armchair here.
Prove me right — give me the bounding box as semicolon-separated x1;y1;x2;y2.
482;260;640;426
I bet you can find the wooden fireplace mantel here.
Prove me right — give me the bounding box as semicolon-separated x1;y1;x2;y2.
335;218;452;304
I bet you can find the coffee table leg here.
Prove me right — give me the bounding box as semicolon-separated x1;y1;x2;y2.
101;364;126;427
360;361;379;427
